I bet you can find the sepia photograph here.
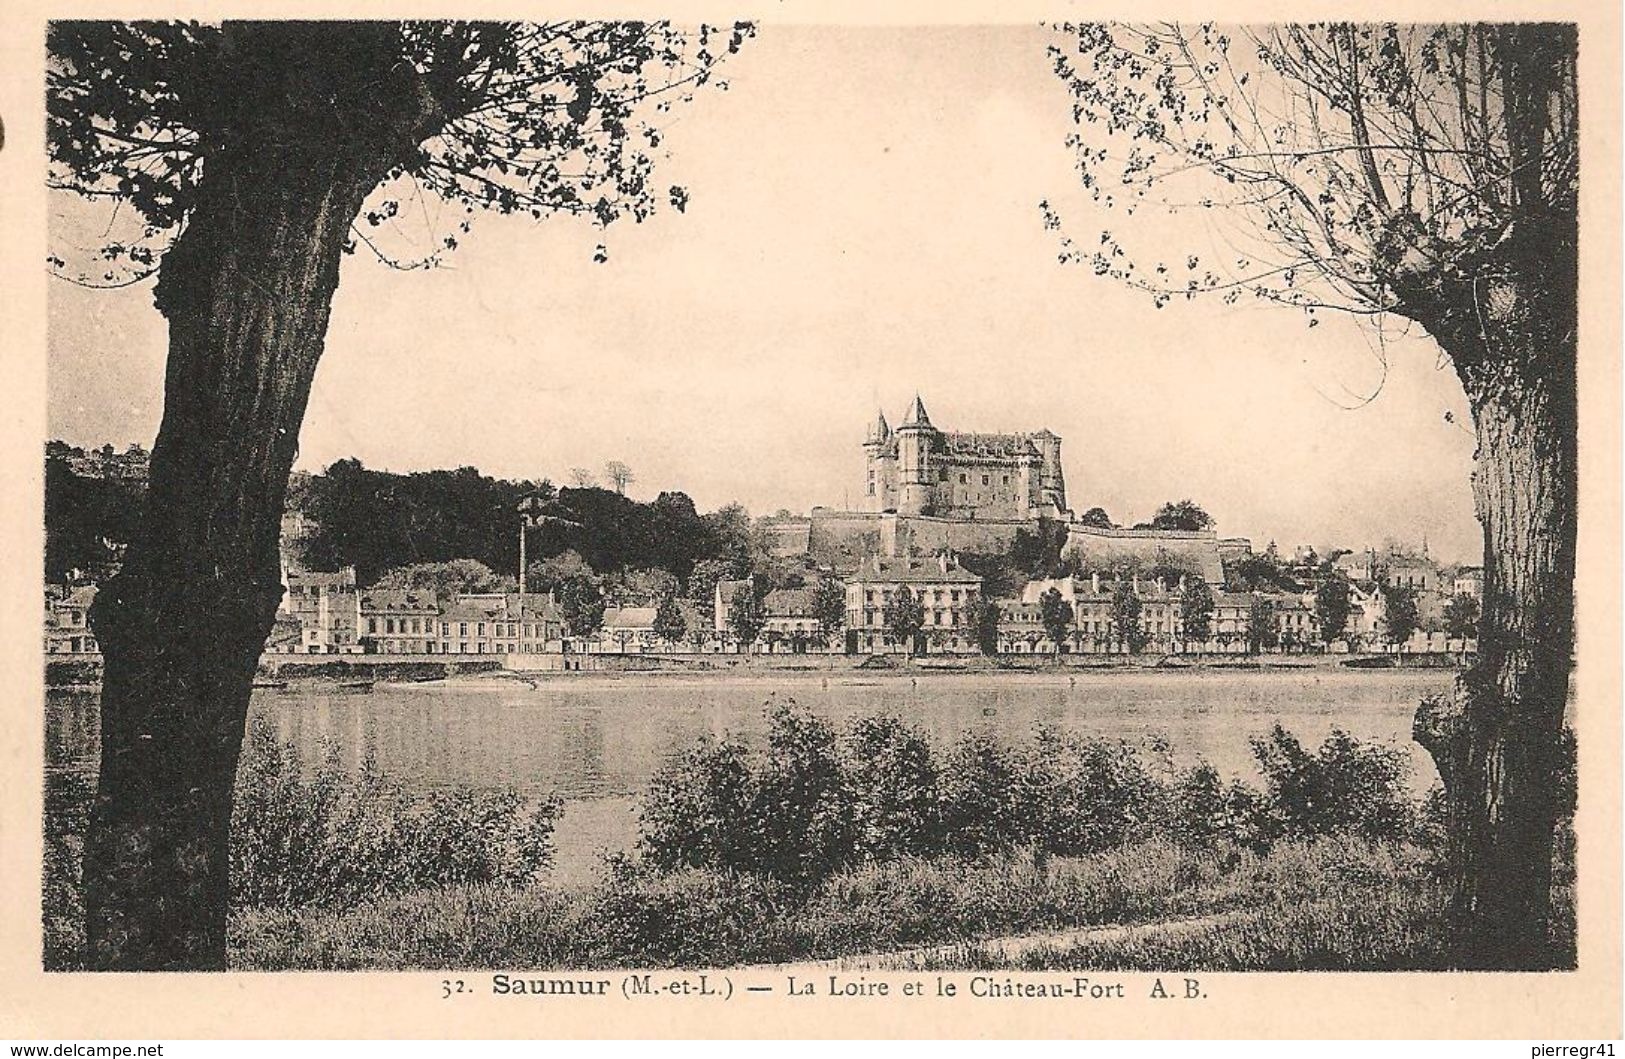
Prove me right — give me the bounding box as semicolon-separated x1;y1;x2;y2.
6;5;1621;1043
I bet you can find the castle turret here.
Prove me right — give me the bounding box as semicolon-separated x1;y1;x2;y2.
862;410;892;511
1031;428;1067;517
896;395;935;515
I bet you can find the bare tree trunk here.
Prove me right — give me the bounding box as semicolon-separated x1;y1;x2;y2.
83;23;439;970
1405;211;1578;968
1453;359;1576;967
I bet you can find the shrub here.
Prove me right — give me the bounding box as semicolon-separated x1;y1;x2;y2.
1019;728;1168;855
231;717;559;909
935;731;1026;856
639;737;754;874
1250;724;1413;843
843;714;942;861
1172;763;1270;852
750;702;855;886
639;701;856;886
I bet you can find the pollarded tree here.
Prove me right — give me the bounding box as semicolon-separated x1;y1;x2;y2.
1382;582;1422;656
967;598;1003;657
811;575;848;645
1048;22;1577;967
1245;596;1277;655
1444;591;1481;640
1110;581;1146;654
49;19;750;970
726;583;765;653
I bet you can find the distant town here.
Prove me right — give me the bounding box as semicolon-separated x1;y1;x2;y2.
44;397;1483;667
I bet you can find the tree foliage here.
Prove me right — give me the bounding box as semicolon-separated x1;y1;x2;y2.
49;20;755;284
811;576;847;638
1045;23;1576;324
1180;578;1215;646
883;586;926;653
370;558;511;602
726;583;765;649
1038;586;1075;653
1148;499;1214;532
1381;582;1421;647
966;598;1002;656
45;454;147;583
1314;574;1354;643
1110;582;1146;653
1246;595;1277;654
1443;591;1480;641
1076;506;1115;529
652;594;687;643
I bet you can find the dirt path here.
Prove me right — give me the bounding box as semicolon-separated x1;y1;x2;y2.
765;909;1253;972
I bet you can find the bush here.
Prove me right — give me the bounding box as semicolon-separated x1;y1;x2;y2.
637;705;1430;886
935;731;1026;857
231;717;559;909
1019;728;1168;855
844;714;942;861
1172;763;1271;852
750;702;855;886
639;737;755;874
640;702;856;886
1250;724;1414;843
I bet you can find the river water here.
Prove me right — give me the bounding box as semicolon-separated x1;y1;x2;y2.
46;667;1456;884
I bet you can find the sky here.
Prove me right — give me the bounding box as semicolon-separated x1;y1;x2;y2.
46;24;1482;563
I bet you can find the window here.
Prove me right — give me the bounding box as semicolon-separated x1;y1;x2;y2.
459;622;468;636
982;475;990;485
959;473;967;484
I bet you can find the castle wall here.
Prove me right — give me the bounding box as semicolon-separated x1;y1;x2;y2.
887;514;1036;557
1065;526;1226;584
808;509;887;574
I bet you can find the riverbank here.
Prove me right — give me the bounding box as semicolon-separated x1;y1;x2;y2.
226;837;1463;971
46;650;1464;689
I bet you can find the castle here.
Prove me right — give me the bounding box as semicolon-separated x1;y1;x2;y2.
862;396;1069;520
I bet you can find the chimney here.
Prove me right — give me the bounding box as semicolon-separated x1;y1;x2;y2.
1091;572;1100;593
938;553;949;574
1178;574;1187;591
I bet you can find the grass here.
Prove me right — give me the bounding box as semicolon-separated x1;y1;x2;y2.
229;836;1448;971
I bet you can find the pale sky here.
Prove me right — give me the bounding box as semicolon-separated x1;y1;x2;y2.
47;25;1482;563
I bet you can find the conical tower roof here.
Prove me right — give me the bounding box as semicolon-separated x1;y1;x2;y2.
866;409;891;443
900;393;932;429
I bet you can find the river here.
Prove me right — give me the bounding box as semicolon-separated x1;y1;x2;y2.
46;667;1456;885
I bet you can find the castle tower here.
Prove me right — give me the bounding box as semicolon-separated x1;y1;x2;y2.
1031;428;1067;517
896;394;934;515
862;410;892;511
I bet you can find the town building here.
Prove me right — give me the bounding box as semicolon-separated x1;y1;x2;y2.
432;593;561;655
844;553;982;654
1453;567;1484;599
600;606;658;652
280;568;362;654
861;396;1068;520
358;589;442;654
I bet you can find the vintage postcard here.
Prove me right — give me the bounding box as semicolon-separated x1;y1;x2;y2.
0;0;1620;1042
